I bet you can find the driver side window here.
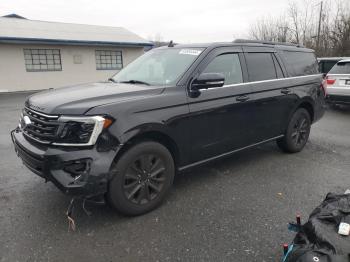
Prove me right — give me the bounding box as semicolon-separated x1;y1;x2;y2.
202;53;243;85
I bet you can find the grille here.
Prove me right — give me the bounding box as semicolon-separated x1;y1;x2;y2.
14;137;45;176
22;107;60;144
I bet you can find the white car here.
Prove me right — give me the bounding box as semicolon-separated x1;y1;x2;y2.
326;59;350;105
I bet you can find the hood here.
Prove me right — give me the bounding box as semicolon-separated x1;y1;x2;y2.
25;82;164;115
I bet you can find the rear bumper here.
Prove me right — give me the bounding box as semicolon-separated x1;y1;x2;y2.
326;95;350;105
11;129;118;196
326;85;350;96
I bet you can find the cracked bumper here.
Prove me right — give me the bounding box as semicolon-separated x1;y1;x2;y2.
11;129;118;197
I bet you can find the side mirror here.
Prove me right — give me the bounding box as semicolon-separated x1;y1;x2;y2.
191;73;225;90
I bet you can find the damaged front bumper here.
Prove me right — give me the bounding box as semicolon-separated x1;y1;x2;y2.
11;129;119;197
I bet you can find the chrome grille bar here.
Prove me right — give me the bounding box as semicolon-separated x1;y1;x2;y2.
22;107;60;144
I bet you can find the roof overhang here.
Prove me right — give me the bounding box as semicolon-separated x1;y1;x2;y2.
0;36;154;47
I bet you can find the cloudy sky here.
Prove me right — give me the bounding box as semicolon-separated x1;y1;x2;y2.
1;0;302;43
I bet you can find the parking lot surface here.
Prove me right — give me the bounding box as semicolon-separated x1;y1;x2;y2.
1;92;350;262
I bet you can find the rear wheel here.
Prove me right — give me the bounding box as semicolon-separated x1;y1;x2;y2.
107;141;175;216
277;108;311;153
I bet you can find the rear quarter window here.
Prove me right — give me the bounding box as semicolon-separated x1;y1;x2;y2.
282;51;318;77
329;62;350;74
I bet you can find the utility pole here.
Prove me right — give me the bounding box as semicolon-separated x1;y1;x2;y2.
316;1;323;51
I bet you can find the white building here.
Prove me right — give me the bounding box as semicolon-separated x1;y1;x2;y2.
0;14;152;92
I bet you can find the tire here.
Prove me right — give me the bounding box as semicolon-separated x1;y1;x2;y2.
277;108;311;153
107;141;175;216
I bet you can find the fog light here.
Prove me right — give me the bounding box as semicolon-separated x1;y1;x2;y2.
63;159;92;180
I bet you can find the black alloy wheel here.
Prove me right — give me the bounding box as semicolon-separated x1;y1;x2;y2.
123;154;166;205
107;141;175;216
290;116;309;147
277;108;311;153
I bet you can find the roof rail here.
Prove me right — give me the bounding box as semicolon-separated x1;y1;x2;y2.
233;39;304;48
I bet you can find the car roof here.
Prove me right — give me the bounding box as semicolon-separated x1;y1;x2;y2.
337;59;350;63
318;57;350;61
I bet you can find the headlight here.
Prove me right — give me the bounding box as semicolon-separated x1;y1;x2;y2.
53;116;113;146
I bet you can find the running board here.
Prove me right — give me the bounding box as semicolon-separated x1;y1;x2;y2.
178;135;284;171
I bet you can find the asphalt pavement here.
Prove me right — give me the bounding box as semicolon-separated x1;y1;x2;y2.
0;92;349;262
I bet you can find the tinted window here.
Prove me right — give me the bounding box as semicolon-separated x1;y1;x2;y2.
329;61;350;74
202;53;243;85
282;51;318;76
272;55;284;78
245;53;277;81
319;60;338;74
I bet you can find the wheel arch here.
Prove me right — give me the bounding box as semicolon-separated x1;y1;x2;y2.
282;99;315;134
113;129;180;170
297;100;315;122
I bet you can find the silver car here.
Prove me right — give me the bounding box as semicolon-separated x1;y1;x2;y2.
326;59;350;105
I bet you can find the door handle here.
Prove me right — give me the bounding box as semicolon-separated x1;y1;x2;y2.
281;88;291;94
236;95;249;102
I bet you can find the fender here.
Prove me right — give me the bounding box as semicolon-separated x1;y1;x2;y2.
119;122;178;145
112;122;187;168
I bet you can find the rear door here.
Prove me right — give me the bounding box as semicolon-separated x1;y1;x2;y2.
241;47;298;142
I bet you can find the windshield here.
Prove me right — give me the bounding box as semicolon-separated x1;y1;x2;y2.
111;48;204;86
329;62;350;74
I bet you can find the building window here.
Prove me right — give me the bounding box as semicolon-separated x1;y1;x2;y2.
95;50;123;70
23;49;62;72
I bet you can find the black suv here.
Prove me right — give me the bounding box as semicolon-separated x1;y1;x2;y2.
11;40;325;215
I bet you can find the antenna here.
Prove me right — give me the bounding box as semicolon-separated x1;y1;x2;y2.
168;40;174;47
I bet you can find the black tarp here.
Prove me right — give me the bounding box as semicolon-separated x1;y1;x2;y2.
284;193;350;262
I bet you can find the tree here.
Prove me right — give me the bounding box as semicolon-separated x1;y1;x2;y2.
249;16;290;42
248;0;350;56
329;1;350;56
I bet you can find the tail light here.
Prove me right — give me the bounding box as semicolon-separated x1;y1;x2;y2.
326;76;336;85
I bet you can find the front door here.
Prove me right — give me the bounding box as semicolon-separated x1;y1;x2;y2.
187;47;255;163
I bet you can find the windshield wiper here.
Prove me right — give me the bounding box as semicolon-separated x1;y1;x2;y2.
120;80;150;86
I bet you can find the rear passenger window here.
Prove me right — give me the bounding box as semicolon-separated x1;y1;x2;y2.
282;51;318;76
245;53;277;81
202;53;243;85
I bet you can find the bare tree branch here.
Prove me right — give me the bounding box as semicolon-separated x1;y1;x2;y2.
248;0;350;56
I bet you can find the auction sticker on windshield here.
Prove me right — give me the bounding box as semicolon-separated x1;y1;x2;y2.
179;49;202;56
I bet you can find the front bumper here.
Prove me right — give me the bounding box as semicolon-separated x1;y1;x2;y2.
11;129;118;196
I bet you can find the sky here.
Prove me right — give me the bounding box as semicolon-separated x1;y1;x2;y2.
1;0;298;43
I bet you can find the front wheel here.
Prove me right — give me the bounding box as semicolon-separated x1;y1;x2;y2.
107;141;175;216
277;108;311;153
